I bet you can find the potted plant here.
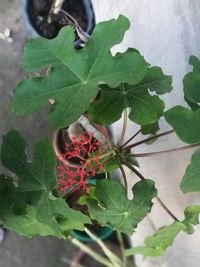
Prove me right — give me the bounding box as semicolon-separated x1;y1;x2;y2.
23;0;95;47
1;15;200;266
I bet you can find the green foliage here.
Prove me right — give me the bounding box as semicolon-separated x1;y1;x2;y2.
125;222;186;257
183;205;200;227
141;122;159;135
102;155;138;173
88;66;172;126
88;85;164;126
125;205;200;257
181;149;200;193
165;106;200;144
184;56;200;105
87;179;157;234
78;187;98;206
5;13;200;259
11;15;148;128
0;131;91;238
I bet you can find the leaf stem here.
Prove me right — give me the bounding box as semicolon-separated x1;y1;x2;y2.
123;162;179;221
118;108;128;146
116;159;128;191
123;130;174;151
121;129;141;148
59;9;90;42
117;232;127;267
85;228;123;267
98;151;115;160
70;238;113;267
129;143;200;158
156;196;179;221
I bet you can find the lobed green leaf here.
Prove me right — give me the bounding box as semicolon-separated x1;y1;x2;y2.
88;85;164;126
165;106;200;144
87;179;157;234
181;149;200;193
125;205;200;257
0;131;90;238
11;16;148;128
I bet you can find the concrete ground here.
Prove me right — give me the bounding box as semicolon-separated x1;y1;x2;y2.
0;0;78;266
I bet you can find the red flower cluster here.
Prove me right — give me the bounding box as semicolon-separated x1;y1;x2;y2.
57;132;106;192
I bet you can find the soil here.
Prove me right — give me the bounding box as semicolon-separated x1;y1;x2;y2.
27;0;89;39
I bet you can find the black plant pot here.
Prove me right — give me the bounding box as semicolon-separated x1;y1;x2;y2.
23;0;95;47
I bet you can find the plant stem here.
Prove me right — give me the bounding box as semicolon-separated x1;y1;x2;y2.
123;130;174;151
85;228;123;267
121;130;141;148
70;238;113;267
119;109;128;146
123;163;145;180
129;143;200;158
156;196;179;221
84;150;115;166
99;151;116;160
78;116;110;147
59;9;90;42
123;162;179;221
62;256;85;267
50;0;65;14
116;159;128;190
117;232;127;267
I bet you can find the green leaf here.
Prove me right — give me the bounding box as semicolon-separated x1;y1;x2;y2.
78;187;98;206
165;106;200;144
184;72;200;104
181;149;200;193
125;204;200;257
88;65;171;125
184;95;200;111
2;204;58;238
0;131;91;238
125;222;186;257
189;56;200;73
11;16;148;128
100;156;138;173
141;122;159;135
88;85;164;125
103;157;119;172
184;205;200;226
87;179;157;234
184;56;200;105
142;66;172;95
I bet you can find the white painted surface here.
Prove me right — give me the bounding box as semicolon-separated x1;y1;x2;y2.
91;1;200;266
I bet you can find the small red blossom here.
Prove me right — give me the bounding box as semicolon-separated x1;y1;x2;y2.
57;132;106;193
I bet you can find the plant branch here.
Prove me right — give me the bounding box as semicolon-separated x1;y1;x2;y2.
118;109;128;146
117;232;127;267
78;116;110;147
129;143;200;158
156;196;179;221
59;9;90;43
48;0;64;23
124;130;174;151
123;162;179;221
116;160;128;190
70;238;113;267
85;228;123;267
121;129;141;148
